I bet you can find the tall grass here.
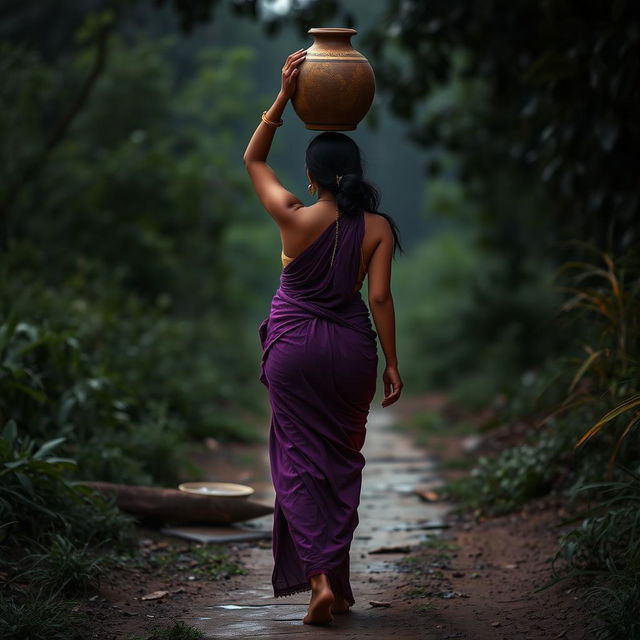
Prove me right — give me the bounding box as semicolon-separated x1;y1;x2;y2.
555;247;640;471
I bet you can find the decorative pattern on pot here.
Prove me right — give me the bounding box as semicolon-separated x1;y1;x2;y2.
292;28;376;131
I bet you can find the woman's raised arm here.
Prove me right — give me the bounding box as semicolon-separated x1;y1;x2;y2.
243;49;307;225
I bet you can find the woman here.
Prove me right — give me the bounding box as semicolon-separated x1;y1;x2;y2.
243;49;403;626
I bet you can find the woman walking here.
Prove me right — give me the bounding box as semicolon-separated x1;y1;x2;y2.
243;49;403;625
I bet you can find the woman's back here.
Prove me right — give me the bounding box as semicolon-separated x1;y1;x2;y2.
279;204;393;294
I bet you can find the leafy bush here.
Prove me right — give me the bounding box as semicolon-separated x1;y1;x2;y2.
445;414;597;515
0;420;133;548
0;420;135;639
1;33;270;464
0;314;197;486
550;467;640;640
443;247;639;638
448;247;640;513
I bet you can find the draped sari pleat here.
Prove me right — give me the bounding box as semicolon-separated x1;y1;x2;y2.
258;210;378;605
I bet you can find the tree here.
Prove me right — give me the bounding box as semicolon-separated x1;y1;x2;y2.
362;0;640;250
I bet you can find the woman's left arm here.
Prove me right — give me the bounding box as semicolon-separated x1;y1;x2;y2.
243;49;307;226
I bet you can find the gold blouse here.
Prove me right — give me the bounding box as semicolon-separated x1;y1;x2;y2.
281;246;367;293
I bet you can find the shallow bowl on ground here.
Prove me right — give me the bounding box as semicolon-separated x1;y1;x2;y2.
178;482;255;498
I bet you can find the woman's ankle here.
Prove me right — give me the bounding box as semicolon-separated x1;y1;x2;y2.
309;572;332;592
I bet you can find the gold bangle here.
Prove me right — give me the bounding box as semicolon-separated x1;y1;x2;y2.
261;110;283;128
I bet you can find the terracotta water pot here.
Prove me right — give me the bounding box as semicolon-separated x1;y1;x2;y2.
292;28;375;131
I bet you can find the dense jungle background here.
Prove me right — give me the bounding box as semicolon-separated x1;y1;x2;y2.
1;1;639;639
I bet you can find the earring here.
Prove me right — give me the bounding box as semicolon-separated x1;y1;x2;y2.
307;183;317;196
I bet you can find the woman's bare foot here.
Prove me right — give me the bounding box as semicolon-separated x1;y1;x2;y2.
303;574;335;625
331;596;350;614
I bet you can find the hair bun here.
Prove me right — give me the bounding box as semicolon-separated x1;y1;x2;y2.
337;173;360;193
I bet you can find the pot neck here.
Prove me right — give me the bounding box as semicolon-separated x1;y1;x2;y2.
308;27;356;51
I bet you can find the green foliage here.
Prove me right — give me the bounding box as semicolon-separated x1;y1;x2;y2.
9;36;262;307
0;420;133;548
445;418;583;516
0;314;195;486
0;422;134;638
584;574;640;640
0;591;86;640
394;230;478;394
365;1;640;249
114;541;247;582
410;410;444;433
551;468;640;639
0;22;273;640
557;249;640;468
1;33;269;488
556;469;640;577
395;228;562;406
181;544;248;580
443;247;639;639
22;535;108;595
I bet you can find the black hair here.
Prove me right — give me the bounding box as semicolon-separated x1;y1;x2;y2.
305;132;403;255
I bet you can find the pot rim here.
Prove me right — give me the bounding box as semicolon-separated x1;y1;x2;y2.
308;27;357;36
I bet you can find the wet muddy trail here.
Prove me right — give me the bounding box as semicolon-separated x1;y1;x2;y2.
86;397;595;639
185;409;450;638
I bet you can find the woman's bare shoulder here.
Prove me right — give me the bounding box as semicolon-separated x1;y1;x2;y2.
364;211;393;240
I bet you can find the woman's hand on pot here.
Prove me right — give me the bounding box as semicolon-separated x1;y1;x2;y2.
280;49;306;100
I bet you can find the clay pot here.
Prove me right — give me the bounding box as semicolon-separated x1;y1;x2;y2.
292;28;375;131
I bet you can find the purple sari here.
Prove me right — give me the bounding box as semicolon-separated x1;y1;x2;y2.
258;209;378;606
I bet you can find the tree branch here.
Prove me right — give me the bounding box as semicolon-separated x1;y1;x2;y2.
0;24;111;251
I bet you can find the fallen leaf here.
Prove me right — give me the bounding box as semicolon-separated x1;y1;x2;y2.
150;541;170;551
141;590;168;601
369;600;391;608
414;487;440;502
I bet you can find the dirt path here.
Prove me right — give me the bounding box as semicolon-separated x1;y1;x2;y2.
185;400;595;639
86;397;595;639
185;408;451;638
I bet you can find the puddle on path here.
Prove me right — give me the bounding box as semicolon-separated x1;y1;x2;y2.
379;520;448;532
213;605;275;610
